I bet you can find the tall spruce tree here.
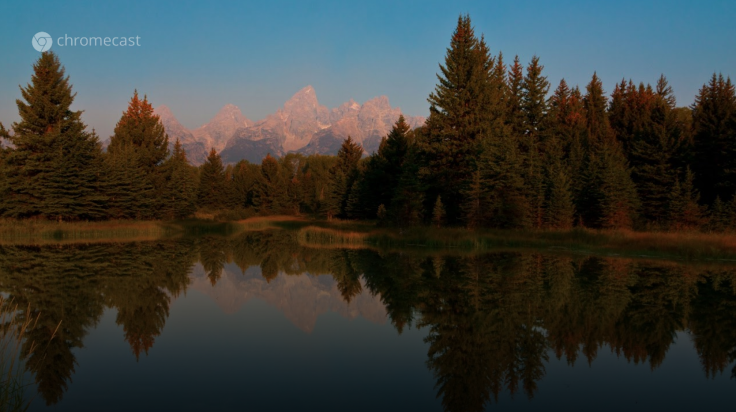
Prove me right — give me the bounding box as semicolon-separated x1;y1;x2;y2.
690;73;736;205
479;133;528;228
160;140;198;219
423;15;493;223
520;56;550;228
324;137;363;219
628;76;684;225
104;144;154;219
543;136;575;229
230;160;261;209
197;148;227;209
668;167;705;230
360;115;412;216
107;91;170;215
107;91;169;173
580;73;639;228
506;56;525;136
0;52;107;220
390;145;425;226
547;80;587;224
253;154;288;214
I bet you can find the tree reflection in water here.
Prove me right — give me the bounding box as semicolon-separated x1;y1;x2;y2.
0;229;734;410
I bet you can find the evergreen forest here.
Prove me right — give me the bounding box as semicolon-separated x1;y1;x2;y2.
2;15;736;233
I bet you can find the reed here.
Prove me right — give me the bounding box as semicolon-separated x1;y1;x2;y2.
297;226;369;248
0;298;40;412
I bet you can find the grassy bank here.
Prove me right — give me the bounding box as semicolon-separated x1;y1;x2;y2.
0;220;179;244
284;219;736;261
2;216;736;261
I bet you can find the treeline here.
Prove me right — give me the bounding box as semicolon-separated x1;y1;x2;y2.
2;15;736;231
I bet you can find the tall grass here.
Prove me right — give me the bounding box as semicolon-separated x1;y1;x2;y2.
0;298;41;412
297;226;368;248
0;219;178;245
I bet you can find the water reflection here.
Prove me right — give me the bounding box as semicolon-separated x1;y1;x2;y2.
0;230;734;410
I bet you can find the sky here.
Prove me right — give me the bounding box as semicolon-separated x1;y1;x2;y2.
1;0;734;140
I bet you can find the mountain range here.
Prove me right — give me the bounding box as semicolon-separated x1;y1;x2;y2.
155;86;425;165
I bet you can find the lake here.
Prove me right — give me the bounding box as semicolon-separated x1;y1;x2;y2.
0;227;733;411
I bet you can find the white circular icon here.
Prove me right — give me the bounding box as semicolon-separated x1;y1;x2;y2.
32;32;52;52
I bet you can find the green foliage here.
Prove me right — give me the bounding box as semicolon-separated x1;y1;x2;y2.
358;116;412;217
323;137;362;219
423;15;495;223
668;168;705;230
610;76;685;226
389;146;425;225
0;17;733;234
432;196;446;228
160;140;198;219
107;90;169;173
579;74;639;229
543;138;575;229
690;73;736;205
198;148;227;209
107;91;170;217
480;134;528;229
104;144;154;219
376;204;387;224
253;154;288;214
0;52;107;221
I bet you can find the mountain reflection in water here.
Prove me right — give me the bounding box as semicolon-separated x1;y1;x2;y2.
0;228;734;411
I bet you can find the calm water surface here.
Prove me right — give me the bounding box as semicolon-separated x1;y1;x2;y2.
0;229;733;411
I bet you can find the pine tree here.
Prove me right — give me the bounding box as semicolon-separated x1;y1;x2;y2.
432;196;446;228
160;140;198;219
230;160;261;209
589;139;640;229
376;204;388;225
580;73;639;228
0;52;107;220
668;168;705;231
547;80;587;223
423;15;493;223
253;154;287;214
583;73;611;145
480;134;528;228
506;56;525;136
107;91;170;216
543;137;575;229
324;137;363;219
197;148;227;209
462;170;486;228
628;76;683;225
390;146;425;226
104;144;154;219
521;56;550;139
708;196;729;232
107;90;169;172
691;73;736;205
545;168;575;229
520;56;549;228
360;115;412;216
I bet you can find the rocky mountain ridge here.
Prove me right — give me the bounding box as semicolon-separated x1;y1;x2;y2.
155;86;425;165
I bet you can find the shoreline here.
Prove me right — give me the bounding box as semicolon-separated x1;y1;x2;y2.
0;216;735;262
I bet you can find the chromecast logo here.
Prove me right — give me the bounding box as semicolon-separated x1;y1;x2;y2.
32;32;52;52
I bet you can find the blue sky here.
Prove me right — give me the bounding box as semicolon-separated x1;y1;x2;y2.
1;0;734;140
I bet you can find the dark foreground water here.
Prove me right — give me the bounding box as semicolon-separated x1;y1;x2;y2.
0;229;733;411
